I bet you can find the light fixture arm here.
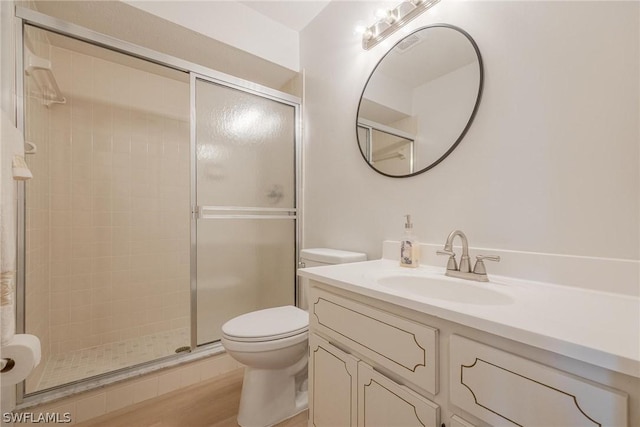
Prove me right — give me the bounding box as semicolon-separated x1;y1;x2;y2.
362;0;440;50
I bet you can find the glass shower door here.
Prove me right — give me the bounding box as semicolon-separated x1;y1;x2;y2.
194;76;298;345
21;25;191;394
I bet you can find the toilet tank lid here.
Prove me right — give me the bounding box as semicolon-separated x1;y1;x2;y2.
300;248;367;264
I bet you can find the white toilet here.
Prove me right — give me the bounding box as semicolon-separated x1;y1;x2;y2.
221;248;367;427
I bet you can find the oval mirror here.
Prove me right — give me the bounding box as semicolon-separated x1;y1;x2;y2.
356;24;483;177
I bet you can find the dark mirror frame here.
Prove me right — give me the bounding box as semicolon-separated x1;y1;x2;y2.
356;24;484;178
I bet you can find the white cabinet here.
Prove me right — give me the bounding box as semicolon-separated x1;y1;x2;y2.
308;281;631;427
309;334;358;427
310;286;439;395
308;333;440;427
450;415;477;427
357;362;440;427
449;335;628;427
308;285;440;427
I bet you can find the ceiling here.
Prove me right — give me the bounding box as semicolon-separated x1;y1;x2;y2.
239;1;331;32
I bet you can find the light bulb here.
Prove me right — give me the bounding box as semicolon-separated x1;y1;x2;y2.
374;8;389;19
395;1;417;18
354;25;367;36
363;28;374;41
385;9;398;24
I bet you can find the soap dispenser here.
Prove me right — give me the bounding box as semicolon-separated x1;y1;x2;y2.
400;214;419;268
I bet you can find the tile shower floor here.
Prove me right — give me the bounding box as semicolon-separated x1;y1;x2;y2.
36;328;190;391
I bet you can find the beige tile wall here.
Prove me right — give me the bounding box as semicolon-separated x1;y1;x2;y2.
45;43;191;355
24;25;191;391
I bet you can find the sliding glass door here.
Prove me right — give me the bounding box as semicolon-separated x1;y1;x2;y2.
21;25;191;394
194;77;298;345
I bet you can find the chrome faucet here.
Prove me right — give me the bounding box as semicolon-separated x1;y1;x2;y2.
436;230;500;282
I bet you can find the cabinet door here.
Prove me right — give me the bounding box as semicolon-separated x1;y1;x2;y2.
450;414;477;427
450;335;628;427
310;286;439;395
310;334;358;427
357;362;440;427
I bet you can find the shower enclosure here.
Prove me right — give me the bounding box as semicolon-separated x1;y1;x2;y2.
17;7;300;399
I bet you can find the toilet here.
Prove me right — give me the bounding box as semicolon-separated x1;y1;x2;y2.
221;248;367;427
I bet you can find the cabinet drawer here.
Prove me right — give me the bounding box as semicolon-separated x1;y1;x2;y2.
358;362;439;427
309;334;359;427
450;335;628;427
310;286;438;395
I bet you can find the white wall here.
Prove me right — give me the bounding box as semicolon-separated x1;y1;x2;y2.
300;1;639;265
413;62;478;168
124;0;300;72
365;71;414;116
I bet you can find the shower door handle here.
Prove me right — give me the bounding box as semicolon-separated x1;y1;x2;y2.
197;206;296;220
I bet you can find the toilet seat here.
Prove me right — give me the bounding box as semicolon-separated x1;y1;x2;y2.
221;305;308;342
222;329;308;354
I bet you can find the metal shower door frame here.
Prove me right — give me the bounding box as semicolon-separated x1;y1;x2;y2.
189;72;302;348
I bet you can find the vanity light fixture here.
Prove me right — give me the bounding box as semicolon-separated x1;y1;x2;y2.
362;0;440;50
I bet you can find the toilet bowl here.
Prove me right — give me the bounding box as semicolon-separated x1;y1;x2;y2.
221;306;309;427
221;248;367;427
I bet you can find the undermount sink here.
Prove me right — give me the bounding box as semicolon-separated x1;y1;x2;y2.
376;274;514;305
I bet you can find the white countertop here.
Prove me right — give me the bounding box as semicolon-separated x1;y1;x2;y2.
299;259;640;378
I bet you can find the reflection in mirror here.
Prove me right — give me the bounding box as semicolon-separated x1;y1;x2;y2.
357;24;483;177
358;120;414;175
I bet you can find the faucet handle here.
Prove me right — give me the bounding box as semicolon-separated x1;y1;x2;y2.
437;250;458;271
473;255;501;274
476;255;500;262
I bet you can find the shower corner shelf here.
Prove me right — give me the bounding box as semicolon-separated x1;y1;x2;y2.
25;48;66;108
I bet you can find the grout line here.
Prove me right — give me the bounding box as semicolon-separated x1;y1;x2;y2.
36;327;189;391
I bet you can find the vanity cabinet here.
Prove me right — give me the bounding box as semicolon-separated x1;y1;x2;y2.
308;286;440;427
310;286;438;395
307;281;631;427
449;335;628;427
309;331;440;427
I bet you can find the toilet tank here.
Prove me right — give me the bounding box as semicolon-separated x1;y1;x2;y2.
298;248;367;310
